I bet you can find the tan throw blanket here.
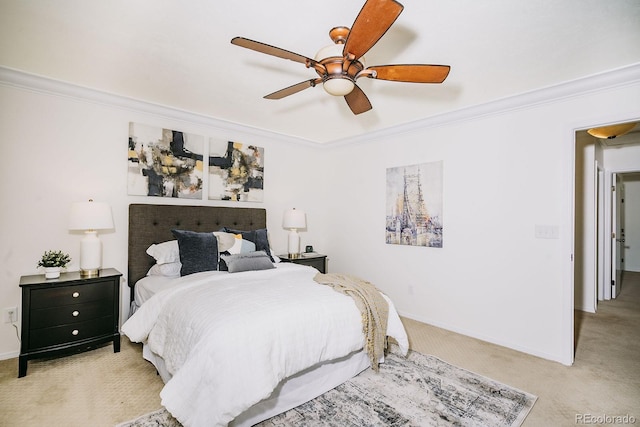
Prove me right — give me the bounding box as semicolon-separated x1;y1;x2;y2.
314;273;389;371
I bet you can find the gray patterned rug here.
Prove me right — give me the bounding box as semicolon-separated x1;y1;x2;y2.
117;348;536;427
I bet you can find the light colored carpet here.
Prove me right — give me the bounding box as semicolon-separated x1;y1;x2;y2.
117;345;536;427
0;272;638;426
403;271;640;426
0;337;162;427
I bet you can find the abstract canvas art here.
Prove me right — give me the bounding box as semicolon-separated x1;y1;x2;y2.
208;140;264;202
128;123;204;199
386;161;443;247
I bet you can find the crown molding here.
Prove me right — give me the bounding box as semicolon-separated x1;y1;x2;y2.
0;66;319;148
2;63;639;148
327;62;640;147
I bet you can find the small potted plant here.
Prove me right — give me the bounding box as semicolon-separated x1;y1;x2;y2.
38;250;71;279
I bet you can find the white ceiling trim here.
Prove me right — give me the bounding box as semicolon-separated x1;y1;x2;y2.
0;66;319;148
2;63;639;148
325;62;640;147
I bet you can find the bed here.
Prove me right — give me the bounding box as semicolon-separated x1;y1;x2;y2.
122;203;408;427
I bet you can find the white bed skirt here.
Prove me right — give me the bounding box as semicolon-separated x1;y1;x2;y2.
142;344;371;426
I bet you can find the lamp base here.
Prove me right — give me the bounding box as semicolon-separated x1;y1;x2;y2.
80;268;99;278
287;229;301;260
79;230;102;278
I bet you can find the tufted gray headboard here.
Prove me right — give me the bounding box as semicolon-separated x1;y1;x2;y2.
128;203;267;300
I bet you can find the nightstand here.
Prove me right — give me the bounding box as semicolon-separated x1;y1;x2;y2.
18;268;122;377
278;253;327;273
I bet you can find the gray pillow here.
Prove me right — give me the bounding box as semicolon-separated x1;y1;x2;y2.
219;251;274;273
171;229;219;276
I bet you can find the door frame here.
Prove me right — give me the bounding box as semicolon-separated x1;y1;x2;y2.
604;172;614;300
597;165;605;302
612;172;623;298
605;170;638;298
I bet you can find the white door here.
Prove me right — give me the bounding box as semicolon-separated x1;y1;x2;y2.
611;173;624;298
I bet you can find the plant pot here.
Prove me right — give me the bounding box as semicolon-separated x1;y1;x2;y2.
44;267;61;279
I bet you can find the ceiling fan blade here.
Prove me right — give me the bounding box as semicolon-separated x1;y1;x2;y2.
231;37;317;66
264;79;321;100
343;0;404;60
367;64;451;83
344;84;372;115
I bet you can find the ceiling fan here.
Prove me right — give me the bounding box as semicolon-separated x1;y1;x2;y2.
230;0;451;115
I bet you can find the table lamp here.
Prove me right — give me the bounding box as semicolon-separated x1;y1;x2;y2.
283;208;306;259
69;199;114;277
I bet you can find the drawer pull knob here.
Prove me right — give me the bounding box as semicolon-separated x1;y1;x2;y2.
72;292;80;298
72;329;79;336
72;310;79;317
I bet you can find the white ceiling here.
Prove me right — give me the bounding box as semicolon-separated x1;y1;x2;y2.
1;0;639;144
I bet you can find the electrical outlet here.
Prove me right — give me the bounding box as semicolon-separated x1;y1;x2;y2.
3;307;17;323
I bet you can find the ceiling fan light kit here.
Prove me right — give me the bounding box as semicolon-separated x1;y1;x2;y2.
314;35;363;96
323;77;356;96
231;0;450;115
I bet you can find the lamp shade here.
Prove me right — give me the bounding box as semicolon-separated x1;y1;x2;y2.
323;78;355;96
69;200;114;231
283;208;306;230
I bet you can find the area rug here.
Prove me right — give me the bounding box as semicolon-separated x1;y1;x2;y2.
117;348;536;427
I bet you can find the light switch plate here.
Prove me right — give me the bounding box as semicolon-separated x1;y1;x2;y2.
535;225;559;239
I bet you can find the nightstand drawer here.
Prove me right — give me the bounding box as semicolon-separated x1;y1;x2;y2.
30;300;113;329
29;316;114;350
30;281;113;309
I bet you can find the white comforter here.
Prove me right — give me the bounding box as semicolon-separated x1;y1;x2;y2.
122;263;408;427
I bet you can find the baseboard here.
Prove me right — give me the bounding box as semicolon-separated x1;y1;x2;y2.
575;304;596;314
0;350;19;361
398;311;566;365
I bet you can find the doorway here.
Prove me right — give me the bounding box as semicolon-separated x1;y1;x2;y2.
573;120;640;356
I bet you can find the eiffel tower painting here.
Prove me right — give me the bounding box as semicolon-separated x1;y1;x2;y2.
386;161;443;247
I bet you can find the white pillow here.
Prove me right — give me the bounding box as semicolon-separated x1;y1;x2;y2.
213;231;236;252
146;240;179;264
146;232;237;265
147;262;182;277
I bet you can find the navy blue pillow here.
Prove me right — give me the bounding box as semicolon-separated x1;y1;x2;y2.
171;229;219;276
221;227;273;262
